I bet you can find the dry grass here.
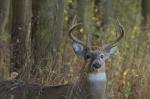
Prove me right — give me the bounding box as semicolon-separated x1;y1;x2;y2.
6;20;149;99
16;22;150;99
105;25;150;99
64;23;150;99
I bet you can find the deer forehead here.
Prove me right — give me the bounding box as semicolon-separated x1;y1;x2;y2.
86;47;104;54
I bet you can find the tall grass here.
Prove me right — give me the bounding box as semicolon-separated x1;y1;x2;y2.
105;24;150;99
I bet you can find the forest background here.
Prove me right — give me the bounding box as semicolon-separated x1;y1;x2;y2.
0;0;150;99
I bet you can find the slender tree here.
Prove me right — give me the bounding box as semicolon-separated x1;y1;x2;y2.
0;0;11;79
31;0;64;82
11;0;32;80
141;0;150;28
94;0;112;30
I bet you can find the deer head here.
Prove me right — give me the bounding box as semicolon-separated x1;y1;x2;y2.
68;21;124;72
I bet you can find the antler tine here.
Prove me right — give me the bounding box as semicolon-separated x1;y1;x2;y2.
104;20;124;49
68;16;85;46
68;23;85;45
71;15;77;26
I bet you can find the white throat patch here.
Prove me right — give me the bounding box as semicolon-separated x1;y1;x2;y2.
87;72;107;81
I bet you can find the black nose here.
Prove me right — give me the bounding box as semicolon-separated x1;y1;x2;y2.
93;62;101;69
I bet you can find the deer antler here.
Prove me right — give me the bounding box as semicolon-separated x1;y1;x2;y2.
103;20;124;49
68;16;85;46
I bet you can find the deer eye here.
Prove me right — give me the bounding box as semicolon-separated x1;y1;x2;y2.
100;54;104;59
86;54;91;59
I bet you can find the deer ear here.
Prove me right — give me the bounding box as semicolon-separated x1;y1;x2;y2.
105;46;117;59
72;41;85;57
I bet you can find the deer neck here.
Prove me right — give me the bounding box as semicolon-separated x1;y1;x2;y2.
69;62;107;99
86;72;107;99
85;63;107;99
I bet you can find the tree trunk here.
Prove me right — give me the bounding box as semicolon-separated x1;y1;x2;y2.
76;0;85;23
75;0;85;41
32;0;64;83
0;0;11;79
94;0;112;30
11;0;32;80
141;0;150;28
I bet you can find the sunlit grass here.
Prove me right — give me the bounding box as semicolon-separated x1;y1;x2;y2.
104;24;150;99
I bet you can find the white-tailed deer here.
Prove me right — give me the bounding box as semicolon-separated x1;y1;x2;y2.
0;21;124;99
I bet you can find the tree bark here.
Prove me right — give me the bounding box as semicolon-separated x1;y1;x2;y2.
94;0;112;30
84;0;94;46
11;0;32;80
32;0;64;82
75;0;85;40
0;0;11;79
0;0;10;34
76;0;85;23
141;0;150;28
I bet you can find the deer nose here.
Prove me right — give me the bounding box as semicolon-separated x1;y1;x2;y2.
93;61;101;69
